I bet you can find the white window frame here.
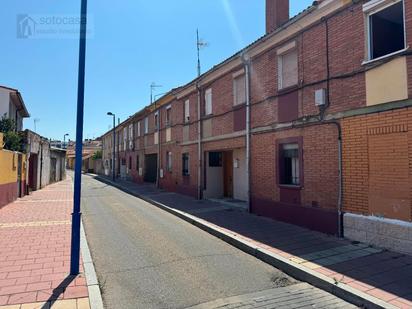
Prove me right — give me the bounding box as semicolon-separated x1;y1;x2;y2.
144;117;149;134
363;0;407;63
123;127;127;151
137;121;141;137
277;41;298;90
205;88;212;116
182;153;190;176
184;99;190;123
166;105;172;126
154;111;159;131
128;124;133;141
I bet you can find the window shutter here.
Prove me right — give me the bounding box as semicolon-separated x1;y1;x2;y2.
205;89;212;115
279;49;298;89
234;75;246;105
184;100;190;122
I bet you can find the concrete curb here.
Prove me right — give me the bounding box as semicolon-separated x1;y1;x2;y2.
81;220;104;309
92;175;396;309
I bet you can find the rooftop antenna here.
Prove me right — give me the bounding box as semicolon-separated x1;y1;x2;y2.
150;82;162;105
33;118;40;132
197;29;208;77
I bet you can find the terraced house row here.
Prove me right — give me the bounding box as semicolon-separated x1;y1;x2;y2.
100;0;412;255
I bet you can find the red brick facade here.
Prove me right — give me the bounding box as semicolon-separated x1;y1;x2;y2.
101;0;412;235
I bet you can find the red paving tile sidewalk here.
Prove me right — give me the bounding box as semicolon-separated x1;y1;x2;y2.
0;179;90;309
95;174;412;309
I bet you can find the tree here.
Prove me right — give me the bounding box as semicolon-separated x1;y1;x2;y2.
0;116;23;152
92;149;102;160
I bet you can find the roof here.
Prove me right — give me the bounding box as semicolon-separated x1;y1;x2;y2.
176;1;318;95
1;85;30;118
99;0;332;138
100;87;182;139
50;147;67;153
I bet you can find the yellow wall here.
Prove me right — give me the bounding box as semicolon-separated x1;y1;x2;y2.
0;133;27;185
366;56;408;106
0;149;18;185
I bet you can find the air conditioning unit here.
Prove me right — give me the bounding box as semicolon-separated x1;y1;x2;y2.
315;89;327;106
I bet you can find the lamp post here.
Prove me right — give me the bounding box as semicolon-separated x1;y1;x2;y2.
70;0;88;276
63;133;69;149
107;112;116;181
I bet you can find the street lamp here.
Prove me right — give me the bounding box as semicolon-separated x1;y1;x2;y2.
70;0;88;276
107;112;116;182
63;133;69;149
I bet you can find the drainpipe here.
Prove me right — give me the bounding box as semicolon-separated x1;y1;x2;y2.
330;121;343;238
242;53;251;213
196;81;202;200
324;17;343;238
39;140;43;189
157;110;161;189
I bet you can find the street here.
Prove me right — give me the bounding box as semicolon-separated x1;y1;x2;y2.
80;175;355;309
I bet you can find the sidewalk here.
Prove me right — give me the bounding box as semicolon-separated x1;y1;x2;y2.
94;174;412;309
0;178;98;309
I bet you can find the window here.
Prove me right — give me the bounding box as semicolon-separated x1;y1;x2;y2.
279;143;300;186
154;112;159;130
184;99;190;123
278;49;298;90
205;88;212;115
123;127;127;151
233;74;246;106
166;152;172;172
209;152;222;167
182;153;190;176
144;117;149;134
136;155;139;170
128;124;133;141
366;0;405;60
166;106;171;126
129;156;132;169
137;121;141;137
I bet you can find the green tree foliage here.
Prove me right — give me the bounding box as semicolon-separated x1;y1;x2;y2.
0;115;23;152
92;149;102;160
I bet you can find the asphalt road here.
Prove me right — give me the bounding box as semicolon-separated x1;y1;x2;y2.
80;175;355;309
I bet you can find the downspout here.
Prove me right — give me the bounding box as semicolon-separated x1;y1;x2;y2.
157;110;161;189
196;81;202;200
323;17;343;238
329;121;343;238
242;54;251;213
39;140;43;189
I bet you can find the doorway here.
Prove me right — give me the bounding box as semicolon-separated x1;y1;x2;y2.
223;151;233;198
144;154;158;183
28;154;38;191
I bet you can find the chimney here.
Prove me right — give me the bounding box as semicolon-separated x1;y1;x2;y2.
266;0;290;34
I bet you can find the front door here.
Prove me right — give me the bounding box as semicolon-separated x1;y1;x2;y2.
223;151;233;198
144;154;158;183
28;154;38;191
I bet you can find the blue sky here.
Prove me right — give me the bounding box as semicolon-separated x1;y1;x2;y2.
0;1;313;141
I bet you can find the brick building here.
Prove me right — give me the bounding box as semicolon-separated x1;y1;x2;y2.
101;0;412;254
